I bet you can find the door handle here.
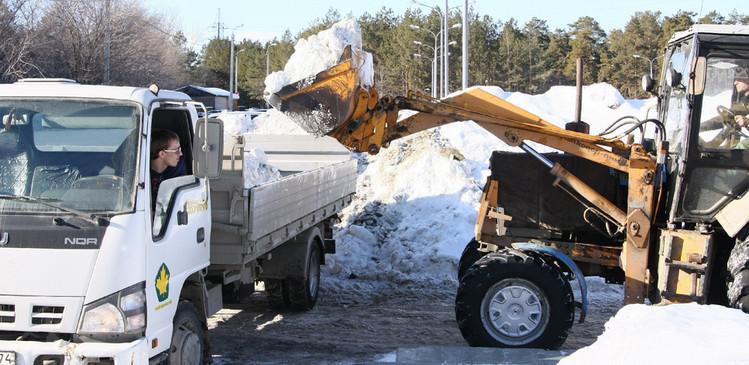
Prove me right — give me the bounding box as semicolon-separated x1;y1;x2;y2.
177;209;188;226
197;227;205;243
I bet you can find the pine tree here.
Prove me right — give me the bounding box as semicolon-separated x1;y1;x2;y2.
564;16;606;84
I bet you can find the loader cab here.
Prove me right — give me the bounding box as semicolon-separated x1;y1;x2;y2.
658;25;749;224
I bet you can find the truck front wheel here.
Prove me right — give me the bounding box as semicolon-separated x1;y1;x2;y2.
169;301;209;365
455;249;574;349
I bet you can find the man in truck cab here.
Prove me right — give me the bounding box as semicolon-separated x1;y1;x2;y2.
150;129;184;209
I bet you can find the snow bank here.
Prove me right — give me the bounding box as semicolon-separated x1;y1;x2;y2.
264;18;373;96
324;131;483;283
560;303;749;364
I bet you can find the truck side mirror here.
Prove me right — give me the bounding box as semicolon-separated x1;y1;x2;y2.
194;118;223;178
641;74;656;93
666;66;682;88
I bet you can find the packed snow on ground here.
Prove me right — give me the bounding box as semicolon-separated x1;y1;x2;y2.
560;303;749;364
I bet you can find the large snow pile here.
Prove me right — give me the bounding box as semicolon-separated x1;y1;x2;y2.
263;18;373;96
560;303;749;364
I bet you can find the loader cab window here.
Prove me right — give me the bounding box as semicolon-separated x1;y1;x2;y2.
662;40;693;156
675;49;749;219
697;58;749;150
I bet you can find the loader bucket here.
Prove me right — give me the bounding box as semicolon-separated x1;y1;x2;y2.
265;46;363;136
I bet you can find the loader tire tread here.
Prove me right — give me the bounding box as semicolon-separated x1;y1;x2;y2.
728;236;749;314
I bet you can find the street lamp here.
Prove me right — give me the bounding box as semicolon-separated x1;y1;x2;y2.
633;54;657;78
413;47;436;98
411;24;440;97
444;24;460;96
413;39;438;98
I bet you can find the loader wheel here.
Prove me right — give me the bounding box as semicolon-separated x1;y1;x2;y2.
265;279;290;309
169;301;209;365
458;239;488;280
287;242;322;310
727;236;749;313
455;249;574;349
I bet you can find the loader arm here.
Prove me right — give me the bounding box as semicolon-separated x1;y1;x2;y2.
267;51;658;304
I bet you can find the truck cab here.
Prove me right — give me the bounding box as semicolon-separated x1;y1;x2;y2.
0;79;222;364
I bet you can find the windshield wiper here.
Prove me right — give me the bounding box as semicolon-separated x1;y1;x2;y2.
0;194;109;226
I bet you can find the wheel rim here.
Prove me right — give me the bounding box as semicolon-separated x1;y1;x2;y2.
174;323;202;365
480;278;550;346
308;248;320;298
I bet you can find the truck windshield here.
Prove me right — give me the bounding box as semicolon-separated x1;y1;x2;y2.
0;100;140;214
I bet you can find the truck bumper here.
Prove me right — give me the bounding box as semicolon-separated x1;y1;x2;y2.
0;337;149;365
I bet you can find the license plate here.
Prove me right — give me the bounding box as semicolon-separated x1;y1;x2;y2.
0;351;14;365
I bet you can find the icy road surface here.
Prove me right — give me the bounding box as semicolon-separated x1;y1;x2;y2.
207;275;623;364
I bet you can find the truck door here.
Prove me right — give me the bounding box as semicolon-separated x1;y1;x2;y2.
145;106;221;350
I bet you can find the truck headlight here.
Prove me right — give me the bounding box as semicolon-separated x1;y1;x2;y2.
79;282;146;336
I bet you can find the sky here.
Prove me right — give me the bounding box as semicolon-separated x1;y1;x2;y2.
144;0;746;49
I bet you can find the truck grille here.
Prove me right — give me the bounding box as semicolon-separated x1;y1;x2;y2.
31;305;64;325
0;304;14;323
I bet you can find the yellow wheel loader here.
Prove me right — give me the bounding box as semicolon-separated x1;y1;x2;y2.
267;24;749;349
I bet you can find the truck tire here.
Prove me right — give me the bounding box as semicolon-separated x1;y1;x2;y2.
265;279;290;309
455;249;574;349
169;301;209;365
727;236;749;313
287;242;322;310
458;239;487;280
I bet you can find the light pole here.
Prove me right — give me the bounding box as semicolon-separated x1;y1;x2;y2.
461;0;468;90
413;53;434;94
410;24;440;98
229;34;234;110
633;54;658;78
413;40;437;98
411;0;460;97
235;48;246;98
444;22;461;96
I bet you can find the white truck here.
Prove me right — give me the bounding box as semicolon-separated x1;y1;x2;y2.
0;79;357;364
